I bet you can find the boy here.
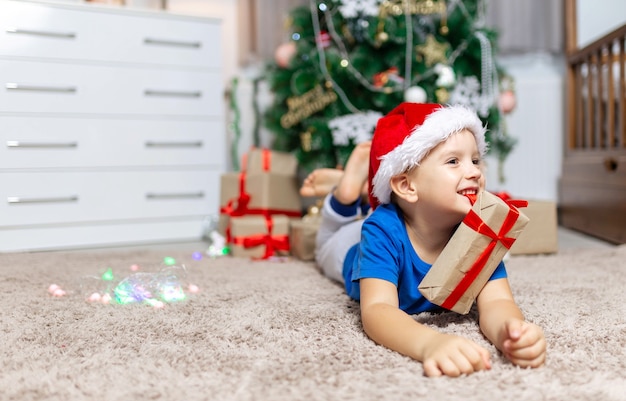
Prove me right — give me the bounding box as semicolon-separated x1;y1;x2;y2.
305;103;546;377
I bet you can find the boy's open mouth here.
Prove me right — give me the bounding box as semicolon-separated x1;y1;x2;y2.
459;190;478;205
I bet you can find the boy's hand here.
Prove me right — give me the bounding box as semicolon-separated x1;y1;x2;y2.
500;319;546;368
422;333;491;377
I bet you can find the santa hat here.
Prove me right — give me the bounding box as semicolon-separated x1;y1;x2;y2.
368;103;487;208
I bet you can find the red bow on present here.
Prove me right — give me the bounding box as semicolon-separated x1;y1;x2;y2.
440;195;527;310
232;215;290;259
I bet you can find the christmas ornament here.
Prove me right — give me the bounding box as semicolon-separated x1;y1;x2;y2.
300;128;313;152
449;76;490;117
337;0;382;18
373;67;404;88
435;87;450;103
434;63;456;87
274;41;297;68
328;110;382;146
381;0;446;17
498;90;516;114
316;30;331;48
280;84;338;128
498;75;516;114
404;86;427;103
415;34;450;67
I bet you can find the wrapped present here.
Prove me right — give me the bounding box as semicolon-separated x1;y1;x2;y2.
220;172;301;216
289;202;323;261
230;215;291;259
509;199;557;255
246;148;298;176
418;191;529;314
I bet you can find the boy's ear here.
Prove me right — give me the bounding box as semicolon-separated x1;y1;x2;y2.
389;173;418;203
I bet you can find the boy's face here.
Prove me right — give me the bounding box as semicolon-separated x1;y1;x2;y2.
409;129;483;222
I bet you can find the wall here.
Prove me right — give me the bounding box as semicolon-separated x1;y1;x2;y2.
485;54;564;201
167;0;239;84
577;0;626;47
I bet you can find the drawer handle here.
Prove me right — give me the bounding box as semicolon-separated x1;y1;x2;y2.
7;140;78;149
144;38;201;49
144;90;202;98
145;141;203;148
6;28;76;40
146;192;205;200
7;195;79;205
6;83;77;93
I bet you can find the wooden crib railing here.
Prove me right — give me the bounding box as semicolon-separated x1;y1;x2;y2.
566;25;626;152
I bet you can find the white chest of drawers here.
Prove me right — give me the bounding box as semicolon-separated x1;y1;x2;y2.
0;0;225;252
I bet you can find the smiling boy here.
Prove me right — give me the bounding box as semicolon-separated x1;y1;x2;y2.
309;103;546;377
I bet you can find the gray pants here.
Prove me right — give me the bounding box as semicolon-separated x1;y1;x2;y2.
314;194;365;284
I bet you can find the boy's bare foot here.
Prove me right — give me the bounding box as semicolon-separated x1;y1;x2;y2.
300;168;344;198
334;141;371;205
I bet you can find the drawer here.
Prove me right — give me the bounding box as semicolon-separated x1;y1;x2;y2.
0;59;222;116
0;218;208;252
0;0;221;69
0;170;220;226
0;116;226;169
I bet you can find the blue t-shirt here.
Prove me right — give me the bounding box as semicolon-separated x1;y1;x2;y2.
343;203;507;315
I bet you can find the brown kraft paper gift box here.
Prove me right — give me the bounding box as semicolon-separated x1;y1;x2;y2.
289;216;321;261
219;172;301;214
418;191;529;314
218;171;301;237
509;199;557;255
246;148;298;176
230;215;291;259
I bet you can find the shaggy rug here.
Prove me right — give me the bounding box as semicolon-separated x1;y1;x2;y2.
0;245;625;401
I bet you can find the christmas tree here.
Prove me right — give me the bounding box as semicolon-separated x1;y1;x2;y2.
263;0;516;181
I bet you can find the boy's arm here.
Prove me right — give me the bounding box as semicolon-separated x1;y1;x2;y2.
477;278;546;368
360;277;491;377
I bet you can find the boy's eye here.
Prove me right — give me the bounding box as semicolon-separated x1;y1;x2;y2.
446;158;459;165
473;158;481;165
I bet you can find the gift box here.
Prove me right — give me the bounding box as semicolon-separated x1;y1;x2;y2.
418;191;529;314
246;148;298;176
219;172;301;215
289;217;321;261
230;215;291;259
509;200;558;255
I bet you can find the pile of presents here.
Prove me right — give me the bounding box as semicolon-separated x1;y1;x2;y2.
218;149;318;260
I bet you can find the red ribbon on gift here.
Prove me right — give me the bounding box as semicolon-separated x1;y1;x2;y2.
440;196;527;310
232;215;290;259
260;148;271;171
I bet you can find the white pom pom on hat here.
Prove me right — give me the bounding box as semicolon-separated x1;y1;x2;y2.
368;102;487;209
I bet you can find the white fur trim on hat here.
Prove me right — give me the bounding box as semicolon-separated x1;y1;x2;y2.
371;105;487;205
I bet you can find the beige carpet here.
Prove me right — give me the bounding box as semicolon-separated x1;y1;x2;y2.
1;245;625;401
